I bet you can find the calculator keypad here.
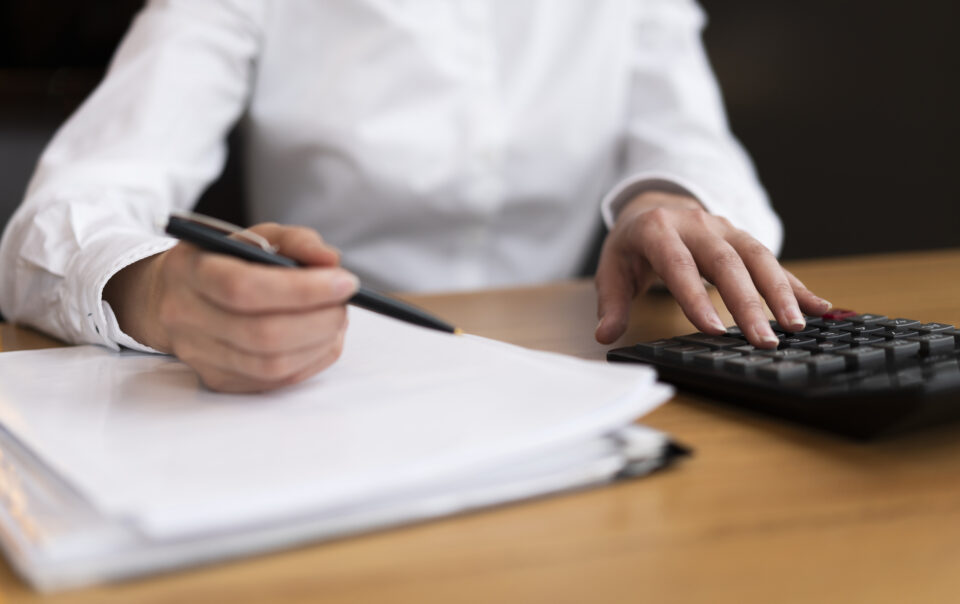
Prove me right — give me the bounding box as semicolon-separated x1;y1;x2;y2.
622;313;959;385
608;312;960;438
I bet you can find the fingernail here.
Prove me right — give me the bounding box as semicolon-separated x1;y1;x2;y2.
752;325;780;347
818;298;833;310
334;272;360;297
708;316;727;333
785;309;805;330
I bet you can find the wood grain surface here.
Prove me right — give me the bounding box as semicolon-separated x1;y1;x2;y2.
1;248;959;603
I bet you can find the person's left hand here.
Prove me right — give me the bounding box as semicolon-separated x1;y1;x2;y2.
594;191;831;348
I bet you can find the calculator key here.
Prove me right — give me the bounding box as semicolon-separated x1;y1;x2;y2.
877;328;920;340
846;313;888;324
814;341;851;354
914;322;956;334
822;309;858;320
803;316;826;328
694;350;743;368
724;355;774;374
843;335;885;347
756;348;812;361
770;322;819;337
872;338;920;362
661;345;710;363
725;326;745;338
839;324;884;336
946;328;960;347
805;354;847;376
781;336;818;349
909;334;956;356
757;361;808;382
785;325;821;337
769;320;788;334
815;330;848;342
676;333;745;349
879;318;921;330
633;339;678;358
836;347;886;370
732;344;758;354
822;319;854;330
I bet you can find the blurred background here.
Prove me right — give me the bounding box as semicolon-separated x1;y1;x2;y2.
0;0;956;262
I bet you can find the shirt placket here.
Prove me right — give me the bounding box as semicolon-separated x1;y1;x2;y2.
458;1;504;285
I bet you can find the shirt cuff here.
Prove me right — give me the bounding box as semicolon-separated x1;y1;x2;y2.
63;233;178;353
601;171;720;229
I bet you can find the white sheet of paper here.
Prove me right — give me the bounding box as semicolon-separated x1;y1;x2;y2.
0;308;669;538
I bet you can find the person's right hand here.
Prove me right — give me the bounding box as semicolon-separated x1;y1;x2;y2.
104;223;358;393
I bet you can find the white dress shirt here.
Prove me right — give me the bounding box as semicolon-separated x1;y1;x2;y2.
0;0;781;352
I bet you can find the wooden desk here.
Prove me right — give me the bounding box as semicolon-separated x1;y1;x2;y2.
2;249;960;603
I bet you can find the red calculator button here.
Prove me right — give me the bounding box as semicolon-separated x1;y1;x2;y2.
823;309;858;320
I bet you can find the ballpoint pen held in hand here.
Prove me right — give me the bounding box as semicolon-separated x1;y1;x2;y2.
165;212;459;334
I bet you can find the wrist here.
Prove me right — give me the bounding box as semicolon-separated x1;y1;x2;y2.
616;191;704;224
103;251;170;352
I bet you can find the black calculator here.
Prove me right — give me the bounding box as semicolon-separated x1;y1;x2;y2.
608;311;960;439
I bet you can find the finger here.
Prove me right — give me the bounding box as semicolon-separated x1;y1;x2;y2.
684;235;779;348
642;230;727;335
189;252;359;313
187;326;347;393
246;223;340;267
594;243;637;344
785;270;832;317
163;287;349;354
729;234;805;332
172;329;339;388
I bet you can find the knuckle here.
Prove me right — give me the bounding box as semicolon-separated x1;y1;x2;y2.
643;206;672;228
771;280;795;298
734;298;767;317
217;272;256;309
741;238;772;258
662;251;698;273
243;319;285;351
686;207;712;226
710;248;743;270
251;354;295;381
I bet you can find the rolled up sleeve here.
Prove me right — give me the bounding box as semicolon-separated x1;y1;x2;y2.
0;0;265;350
601;0;783;256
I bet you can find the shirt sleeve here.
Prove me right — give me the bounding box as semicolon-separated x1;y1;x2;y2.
0;0;265;351
600;0;783;256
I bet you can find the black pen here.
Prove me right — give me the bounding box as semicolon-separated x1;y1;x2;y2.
165;213;460;334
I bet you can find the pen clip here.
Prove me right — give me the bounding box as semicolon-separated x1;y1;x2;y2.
167;210;279;254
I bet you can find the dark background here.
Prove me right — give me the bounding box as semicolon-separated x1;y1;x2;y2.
1;1;957;261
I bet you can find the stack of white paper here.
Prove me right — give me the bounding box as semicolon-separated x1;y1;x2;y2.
0;308;675;591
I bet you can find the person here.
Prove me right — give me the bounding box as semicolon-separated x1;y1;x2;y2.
0;0;829;392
